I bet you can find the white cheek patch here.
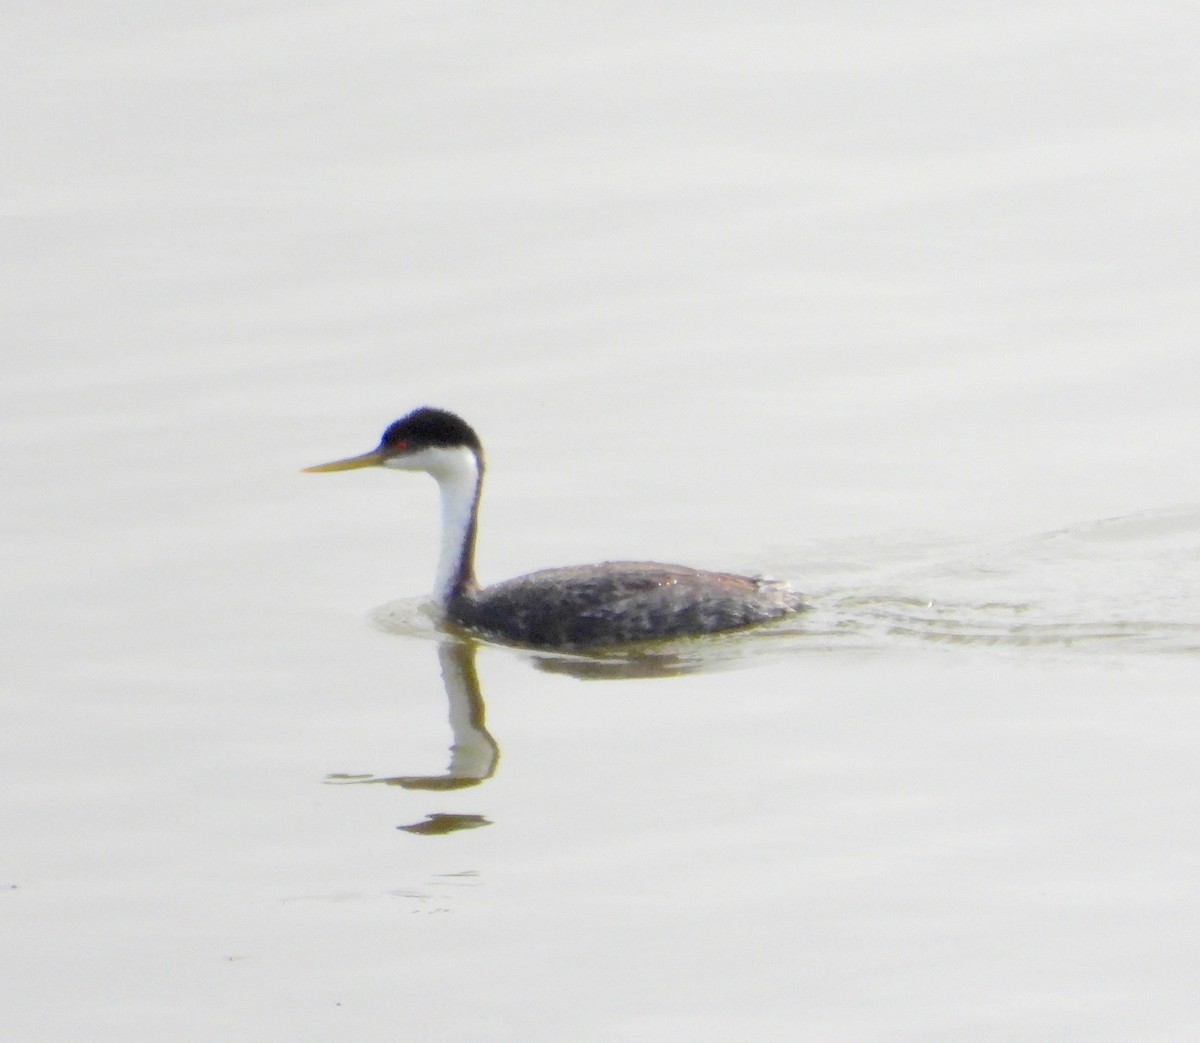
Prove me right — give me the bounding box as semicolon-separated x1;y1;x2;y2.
382;445;478;481
382;447;440;472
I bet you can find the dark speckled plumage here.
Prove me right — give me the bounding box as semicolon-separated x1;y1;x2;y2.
451;561;806;651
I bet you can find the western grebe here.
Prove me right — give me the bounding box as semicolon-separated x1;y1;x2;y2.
304;407;807;650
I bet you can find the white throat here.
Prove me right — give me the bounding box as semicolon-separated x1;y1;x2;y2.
383;445;481;604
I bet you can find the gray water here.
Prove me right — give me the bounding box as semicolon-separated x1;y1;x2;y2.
5;4;1200;1040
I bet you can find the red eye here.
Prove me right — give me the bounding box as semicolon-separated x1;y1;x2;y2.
391;440;409;451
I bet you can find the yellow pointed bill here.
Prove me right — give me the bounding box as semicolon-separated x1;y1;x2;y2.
302;449;386;473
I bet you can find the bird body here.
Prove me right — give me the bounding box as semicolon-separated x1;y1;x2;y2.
449;561;804;650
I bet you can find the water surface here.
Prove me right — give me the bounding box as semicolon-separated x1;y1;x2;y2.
5;3;1200;1041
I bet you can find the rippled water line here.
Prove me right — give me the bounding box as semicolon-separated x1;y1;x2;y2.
368;505;1200;669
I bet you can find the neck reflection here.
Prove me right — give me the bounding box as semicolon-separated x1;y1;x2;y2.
327;630;774;836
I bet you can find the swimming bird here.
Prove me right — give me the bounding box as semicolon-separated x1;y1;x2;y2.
304;407;806;650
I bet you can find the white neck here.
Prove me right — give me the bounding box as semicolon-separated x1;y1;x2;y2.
429;446;482;604
383;443;482;605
